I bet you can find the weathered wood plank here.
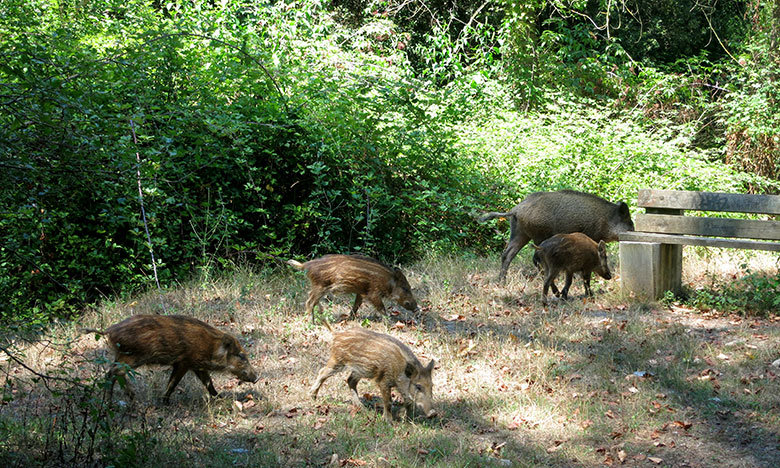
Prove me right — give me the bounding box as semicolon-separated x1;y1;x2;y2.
637;189;780;215
635;214;780;240
619;232;780;251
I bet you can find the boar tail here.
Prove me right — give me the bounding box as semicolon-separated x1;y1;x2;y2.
79;327;106;336
477;211;513;223
286;259;305;270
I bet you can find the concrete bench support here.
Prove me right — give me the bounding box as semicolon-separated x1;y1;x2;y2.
619;241;682;300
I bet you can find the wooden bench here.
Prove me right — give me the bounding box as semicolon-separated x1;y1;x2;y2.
618;189;780;299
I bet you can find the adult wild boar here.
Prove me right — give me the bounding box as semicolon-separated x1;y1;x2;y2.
533;233;612;304
479;190;633;282
309;327;436;422
83;315;258;402
288;254;417;323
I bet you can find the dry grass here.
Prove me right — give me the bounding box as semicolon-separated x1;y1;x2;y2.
1;249;779;467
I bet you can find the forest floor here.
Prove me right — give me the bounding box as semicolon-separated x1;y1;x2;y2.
1;250;779;467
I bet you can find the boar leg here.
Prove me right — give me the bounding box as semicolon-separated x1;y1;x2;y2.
542;270;558;305
378;381;394;422
346;372;363;407
349;295;363;319
305;286;327;323
309;362;343;399
163;363;189;402
535;256;561;297
366;294;386;315
560;272;574;299
193;370;219;397
108;356;136;400
582;272;593;297
498;226;529;283
396;380;415;419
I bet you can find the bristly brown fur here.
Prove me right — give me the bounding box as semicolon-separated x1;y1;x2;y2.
479;190;633;282
533;233;612;304
289;254;417;325
89;314;258;402
309;327;435;422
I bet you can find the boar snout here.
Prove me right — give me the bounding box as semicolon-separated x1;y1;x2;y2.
402;299;418;312
234;366;259;384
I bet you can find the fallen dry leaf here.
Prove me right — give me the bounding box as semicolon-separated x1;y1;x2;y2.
546;440;564;453
672;420;692;430
343;457;367;466
457;339;477;357
648;456;663;464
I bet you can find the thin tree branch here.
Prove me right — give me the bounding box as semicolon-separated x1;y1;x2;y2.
0;344;84;391
130;119;167;314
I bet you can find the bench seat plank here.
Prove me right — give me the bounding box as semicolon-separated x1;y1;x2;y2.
637;189;780;215
619;231;780;251
635;213;780;241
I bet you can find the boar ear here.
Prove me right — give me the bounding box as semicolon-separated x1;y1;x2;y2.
404;362;418;379
598;240;607;252
618;201;630;216
219;335;239;355
425;359;436;373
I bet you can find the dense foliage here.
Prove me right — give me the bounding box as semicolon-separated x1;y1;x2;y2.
1;0;778;322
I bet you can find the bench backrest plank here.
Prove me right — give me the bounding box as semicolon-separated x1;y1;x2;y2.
635;214;780;241
637;189;780;215
620;231;780;251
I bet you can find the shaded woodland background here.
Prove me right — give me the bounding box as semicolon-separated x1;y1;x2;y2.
2;0;779;324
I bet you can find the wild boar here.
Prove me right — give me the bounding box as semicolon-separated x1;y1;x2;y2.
83;314;259;402
309;327;436;422
479;190;633;282
287;254;417;323
533;233;612;304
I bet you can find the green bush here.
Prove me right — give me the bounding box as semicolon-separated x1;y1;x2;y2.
1;0;777;324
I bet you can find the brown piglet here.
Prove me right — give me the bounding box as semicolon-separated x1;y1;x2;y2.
533;232;612;304
288;254;417;323
309;327;436;422
83;314;258;402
